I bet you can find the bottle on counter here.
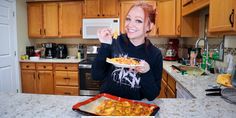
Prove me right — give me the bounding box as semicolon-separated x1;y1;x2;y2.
196;48;202;66
201;49;207;70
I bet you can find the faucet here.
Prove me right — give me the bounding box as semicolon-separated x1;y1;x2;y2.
195;35;209;71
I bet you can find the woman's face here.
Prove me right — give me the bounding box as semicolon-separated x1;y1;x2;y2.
125;6;150;41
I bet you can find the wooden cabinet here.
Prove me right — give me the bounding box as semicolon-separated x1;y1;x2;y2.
158;69;176;98
208;0;236;33
21;63;54;94
182;0;209;16
36;63;54;94
21;62;79;96
157;0;199;37
84;0;119;18
59;2;82;37
27;3;59;38
27;1;82;38
120;0;157;36
54;63;79;96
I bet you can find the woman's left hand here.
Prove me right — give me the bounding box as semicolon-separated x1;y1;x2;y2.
135;60;150;73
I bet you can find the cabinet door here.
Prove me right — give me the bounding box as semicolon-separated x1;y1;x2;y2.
60;2;82;37
158;0;176;36
166;86;176;98
101;0;118;17
37;71;54;94
21;70;37;93
84;0;100;18
209;0;236;32
158;79;167;98
27;3;43;38
43;3;59;38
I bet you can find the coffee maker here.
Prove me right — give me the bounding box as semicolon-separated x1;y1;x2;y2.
43;43;57;58
56;44;68;59
26;46;35;57
164;39;179;61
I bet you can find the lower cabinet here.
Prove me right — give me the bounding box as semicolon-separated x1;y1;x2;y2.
54;63;79;96
21;63;54;94
158;69;176;98
20;62;79;96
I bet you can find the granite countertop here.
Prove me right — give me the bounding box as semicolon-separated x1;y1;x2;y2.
19;58;83;63
0;93;235;118
1;61;236;117
163;61;218;98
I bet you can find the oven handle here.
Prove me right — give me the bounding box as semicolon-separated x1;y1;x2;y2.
79;64;92;69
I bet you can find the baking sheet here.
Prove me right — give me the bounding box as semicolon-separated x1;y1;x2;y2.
72;93;159;116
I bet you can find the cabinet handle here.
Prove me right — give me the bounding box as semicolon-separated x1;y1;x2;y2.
80;28;82;35
65;67;67;69
44;29;46;35
156;27;159;34
229;9;234;27
64;77;70;79
102;14;104;16
97;14;100;16
33;73;35;79
40;29;42;35
177;25;180;33
38;73;40;80
64;92;71;95
43;66;46;68
26;65;29;68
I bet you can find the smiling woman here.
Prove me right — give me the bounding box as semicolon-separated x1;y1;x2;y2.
92;2;163;101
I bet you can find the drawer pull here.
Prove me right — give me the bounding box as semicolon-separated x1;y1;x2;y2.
64;78;70;79
26;65;29;68
43;66;46;68
65;67;67;69
64;92;71;95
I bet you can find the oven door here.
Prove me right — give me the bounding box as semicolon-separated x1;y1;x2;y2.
79;64;101;96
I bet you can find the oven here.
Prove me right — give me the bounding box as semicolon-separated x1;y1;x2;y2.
79;45;102;96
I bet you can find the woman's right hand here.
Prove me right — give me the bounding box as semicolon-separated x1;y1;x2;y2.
97;28;113;45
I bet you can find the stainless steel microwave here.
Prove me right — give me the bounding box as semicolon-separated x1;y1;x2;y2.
82;18;120;39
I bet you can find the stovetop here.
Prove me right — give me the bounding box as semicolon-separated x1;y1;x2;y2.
79;58;94;64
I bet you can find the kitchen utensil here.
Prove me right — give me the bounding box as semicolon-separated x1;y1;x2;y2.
205;88;222;96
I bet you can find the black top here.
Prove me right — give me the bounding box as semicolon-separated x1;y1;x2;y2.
92;34;163;101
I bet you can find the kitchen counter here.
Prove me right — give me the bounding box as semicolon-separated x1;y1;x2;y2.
0;93;235;118
1;61;235;117
20;58;83;63
163;61;218;99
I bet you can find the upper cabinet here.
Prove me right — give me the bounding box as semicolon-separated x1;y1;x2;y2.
84;0;119;18
157;0;199;37
59;2;82;37
182;0;209;16
208;0;236;33
120;0;157;36
27;1;82;38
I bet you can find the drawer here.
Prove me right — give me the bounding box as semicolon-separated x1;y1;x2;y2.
162;69;168;82
21;63;35;70
54;63;78;71
55;86;79;96
36;63;53;70
167;75;176;92
54;71;78;86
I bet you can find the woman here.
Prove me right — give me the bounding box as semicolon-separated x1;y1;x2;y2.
92;2;163;101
